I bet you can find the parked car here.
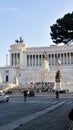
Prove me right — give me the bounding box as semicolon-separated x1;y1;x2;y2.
59;89;69;93
27;90;35;97
0;92;9;102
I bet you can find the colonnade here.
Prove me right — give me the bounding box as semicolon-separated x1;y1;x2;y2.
10;52;73;67
27;52;73;66
11;53;20;66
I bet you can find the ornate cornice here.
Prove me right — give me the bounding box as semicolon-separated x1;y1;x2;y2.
26;44;73;54
10;43;29;52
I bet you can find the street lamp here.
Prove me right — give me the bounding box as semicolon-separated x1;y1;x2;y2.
41;72;44;89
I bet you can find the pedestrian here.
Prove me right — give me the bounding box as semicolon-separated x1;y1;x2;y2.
56;90;59;99
23;90;27;102
68;109;73;121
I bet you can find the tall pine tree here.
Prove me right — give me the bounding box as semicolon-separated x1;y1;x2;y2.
50;12;73;45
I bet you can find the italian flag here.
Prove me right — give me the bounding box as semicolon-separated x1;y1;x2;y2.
56;57;61;66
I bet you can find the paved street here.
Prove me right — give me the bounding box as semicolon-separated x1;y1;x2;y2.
0;92;73;130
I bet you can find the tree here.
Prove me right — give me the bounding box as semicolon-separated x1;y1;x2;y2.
50;12;73;45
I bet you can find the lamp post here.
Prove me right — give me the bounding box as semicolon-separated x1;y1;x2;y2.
41;72;44;89
6;54;8;66
0;75;2;90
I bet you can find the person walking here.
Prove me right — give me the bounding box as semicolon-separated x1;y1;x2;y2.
23;90;27;102
56;90;59;99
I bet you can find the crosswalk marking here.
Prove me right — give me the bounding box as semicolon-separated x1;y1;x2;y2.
65;101;73;104
10;99;73;105
0;100;66;130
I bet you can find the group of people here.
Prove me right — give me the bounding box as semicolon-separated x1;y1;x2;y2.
23;89;59;102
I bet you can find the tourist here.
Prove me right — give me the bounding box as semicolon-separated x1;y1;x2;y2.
56;90;59;99
23;90;27;102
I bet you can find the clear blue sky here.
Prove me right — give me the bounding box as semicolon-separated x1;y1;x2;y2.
0;0;73;66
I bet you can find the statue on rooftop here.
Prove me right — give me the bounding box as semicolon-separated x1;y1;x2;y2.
15;36;24;43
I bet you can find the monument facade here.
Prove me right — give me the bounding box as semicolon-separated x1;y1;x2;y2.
0;38;73;91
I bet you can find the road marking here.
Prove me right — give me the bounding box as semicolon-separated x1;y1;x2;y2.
65;101;73;104
0;101;65;130
9;100;58;104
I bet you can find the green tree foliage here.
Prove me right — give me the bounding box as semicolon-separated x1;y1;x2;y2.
50;12;73;45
